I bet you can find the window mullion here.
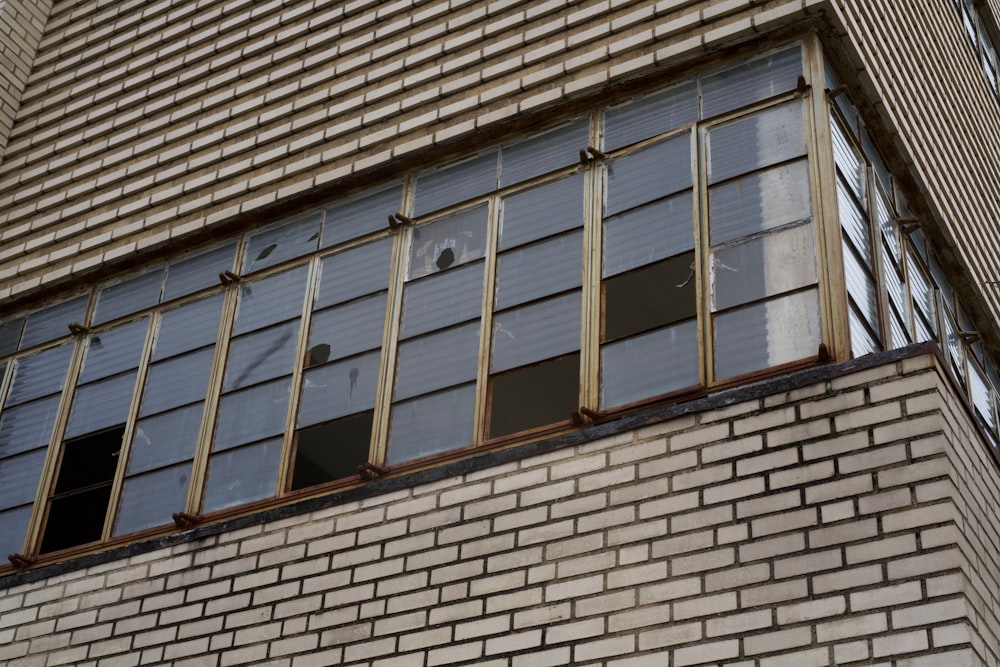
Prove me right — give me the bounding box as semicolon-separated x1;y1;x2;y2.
695;123;714;385
473;196;503;445
580;108;603;413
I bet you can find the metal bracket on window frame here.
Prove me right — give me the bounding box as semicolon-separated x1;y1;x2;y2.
172;512;204;529
959;331;982;344
67;322;90;336
796;75;811;94
358;462;390;480
388;213;413;232
579;146;608;164
218;270;242;286
825;84;849;99
817;342;832;362
898;218;921;234
7;553;36;569
572;407;609;425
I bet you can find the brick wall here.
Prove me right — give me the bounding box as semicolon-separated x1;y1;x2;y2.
0;351;994;666
0;0;52;161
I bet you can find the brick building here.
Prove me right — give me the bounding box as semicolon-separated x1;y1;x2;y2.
1;0;1000;665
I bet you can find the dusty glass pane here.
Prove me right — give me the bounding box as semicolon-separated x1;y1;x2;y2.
65;371;137;438
700;45;803;118
232;265;309;335
489;353;579;439
908;255;935;323
243;211;323;274
224;320;301;392
79;319;149;384
6;343;74;406
114;463;191;536
202;438;282;513
709;160;811;245
714;289;821;380
163;242;238;302
602;192;694;277
491;292;581;374
843;241;879;331
0;505;31;557
394;322;480;401
604;79;698;151
604;253;697;341
413;151;498;216
20;294;89;350
298;350;381;427
605;133;692;216
153;293;225;361
838;179;872;268
401;261;484;339
213;377;291;452
309;292;387;363
883;247;907;316
0;448;46;509
831;117;865;200
0;317;24;357
706;102;806;184
712;223;817;311
500;117;589;187
500;174;584;250
601;320;700;409
388;384;476;464
292;411;374;490
140;347;216;416
128;405;203;475
849;306;881;357
495;231;583;310
408;204;490;281
323;183;404;248
970;360;996;431
314;236;394;310
93;269;164;325
0;395;62;458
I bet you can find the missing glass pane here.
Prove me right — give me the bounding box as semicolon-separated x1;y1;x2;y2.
53;426;124;494
603;253;696;342
488;354;579;439
291;411;374;491
40;484;113;554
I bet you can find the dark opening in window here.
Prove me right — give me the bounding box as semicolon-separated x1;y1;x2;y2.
291;411;374;490
489;353;579;439
603;252;697;341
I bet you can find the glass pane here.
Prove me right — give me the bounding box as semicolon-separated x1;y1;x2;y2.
21;294;89;350
700;45;803;118
408;204;490;281
129;405;204;475
388;384;476;464
908;255;935;324
243;211;323;274
495;231;583;310
0;505;31;557
601;320;700;409
889;307;910;351
604;79;698;151
65;371;137;438
831;116;865;199
309;292;387;362
714;289;822;380
202;438;282;513
491;292;581;373
224;320;301;392
500;117;589;187
849;306;881;357
401;261;484;339
876;187;900;262
140;347;216;416
323;183;404;248
163;242;238;302
838;178;872;268
604;253;697;341
970;360;996;432
500;174;584;250
153;293;225;361
6;343;74;406
298;351;382;426
93;269;164;325
0;317;24;357
115;464;191;536
602;192;694;277
844;241;879;331
292;411;374;490
79;319;149;384
0;448;46;509
706;102;806;184
394;322;480;401
314;236;394;309
213;377;291;451
605;133;692;216
0;395;62;458
709;160;811;245
413;151;497;217
712;223;817;311
489;353;579;438
863;130;891;195
232;265;309;335
929;254;955;312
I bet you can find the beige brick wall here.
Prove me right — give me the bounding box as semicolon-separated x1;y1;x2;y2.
0;352;995;666
0;0;52;162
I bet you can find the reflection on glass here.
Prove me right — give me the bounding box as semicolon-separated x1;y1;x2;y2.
707;102;806;184
0;395;62;458
401;262;484;339
244;211;323;273
602;193;694;278
203;439;282;513
831;117;865;199
323;183;403;248
20;294;89;350
0;506;31;560
6;343;74;406
94;270;163;325
314;236;394;310
213;378;291;452
79;319;148;384
709;160;811;245
224;321;301;392
115;464;190;536
500;175;584;250
606;134;692;216
700;45;802;118
163;242;238;302
232;266;309;335
0;448;47;509
838;179;872;268
388;385;476;464
65;372;137;439
141;347;215;416
849;307;880;357
604;79;698;151
495;231;583;310
413;151;497;216
394;322;480;401
601;321;699;409
309;293;387;362
298;351;381;426
491;292;581;373
128;405;204;475
843;241;879;331
408;205;490;280
0;318;24;357
500;118;589;187
153;294;225;361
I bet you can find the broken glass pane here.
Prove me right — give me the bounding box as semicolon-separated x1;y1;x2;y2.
292;411;374;490
700;45;803;118
0;317;25;357
0;448;47;509
413;150;498;216
495;231;583;311
604;253;697;341
114;463;191;536
40;483;113;554
500;117;589;187
709;160;812;245
162;242;238;302
309;292;388;362
79;319;149;384
213;377;291;452
0;395;62;458
202;438;282;513
394;321;480;401
93;269;164;325
602;192;694;277
153;293;225;361
53;426;124;494
489;353;579;439
65;372;137;439
243;211;323;274
408;204;490;281
323;182;404;248
601;320;699;409
491;292;581;374
128;405;203;475
0;506;31;559
224;320;301;392
706;102;806;184
232;265;309;335
388;384;476;465
605;133;692;216
712;223;817;311
314;236;394;310
401;261;484;339
6;343;74;406
20;294;89;350
298;350;382;426
843;241;879;332
604;79;698;151
500;174;584;251
140;347;216;416
714;288;821;380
